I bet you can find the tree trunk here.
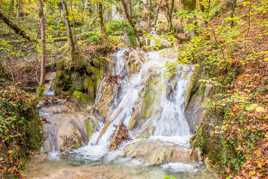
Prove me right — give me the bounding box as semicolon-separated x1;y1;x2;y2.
60;0;76;62
16;0;23;17
166;0;175;31
38;0;46;85
9;0;15;15
0;10;32;41
121;0;141;47
169;0;175;31
230;0;237;27
97;2;107;38
153;0;163;31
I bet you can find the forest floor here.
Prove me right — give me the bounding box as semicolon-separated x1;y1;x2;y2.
209;3;268;178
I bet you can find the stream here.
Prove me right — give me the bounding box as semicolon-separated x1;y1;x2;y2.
28;48;217;179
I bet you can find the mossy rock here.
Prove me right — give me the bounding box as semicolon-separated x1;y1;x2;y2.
53;57;106;104
84;119;94;138
185;64;201;107
140;71;163;121
72;90;90;103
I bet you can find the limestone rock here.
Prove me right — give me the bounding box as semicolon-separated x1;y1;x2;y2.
40;99;96;153
124;139;199;166
186;83;213;133
109;122;129;150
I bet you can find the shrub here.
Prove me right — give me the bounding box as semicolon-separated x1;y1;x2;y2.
0;86;42;177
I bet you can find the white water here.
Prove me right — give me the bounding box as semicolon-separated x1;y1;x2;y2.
73;49;196;170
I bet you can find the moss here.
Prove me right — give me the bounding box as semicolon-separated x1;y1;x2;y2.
72;90;90;103
0;63;10;82
140;74;161;120
192;107;265;176
185;64;201;106
56;59;65;70
36;84;45;97
84;120;94;138
54;57;107;104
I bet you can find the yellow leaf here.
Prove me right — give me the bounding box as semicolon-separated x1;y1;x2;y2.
245;104;258;111
249;170;256;176
256;106;266;113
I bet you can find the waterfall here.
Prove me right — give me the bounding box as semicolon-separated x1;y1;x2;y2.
74;49;196;165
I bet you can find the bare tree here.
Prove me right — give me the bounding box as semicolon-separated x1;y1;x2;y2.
60;0;77;62
38;0;46;85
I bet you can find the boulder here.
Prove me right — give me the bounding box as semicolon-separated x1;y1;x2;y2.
40;99;97;153
186;83;213;133
123;139;199;166
109;122;129;150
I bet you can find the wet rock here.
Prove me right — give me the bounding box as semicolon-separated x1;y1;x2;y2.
186;83;213;133
109;122;129;150
40;99;97;153
186;65;200;106
128;101;142;130
126;49;145;75
95;77;115;117
139;71;162;121
124;140;199;165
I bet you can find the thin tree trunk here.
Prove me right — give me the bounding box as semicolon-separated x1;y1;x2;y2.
9;0;15;15
121;0;141;47
97;3;107;38
60;0;76;62
16;0;23;17
246;0;251;36
0;10;32;41
168;0;175;31
147;0;153;30
153;0;163;31
164;0;175;31
38;0;46;85
230;0;237;27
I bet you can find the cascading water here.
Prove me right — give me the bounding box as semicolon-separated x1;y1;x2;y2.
73;49;198;172
28;49;219;179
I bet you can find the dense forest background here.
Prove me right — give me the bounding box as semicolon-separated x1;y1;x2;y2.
0;0;267;178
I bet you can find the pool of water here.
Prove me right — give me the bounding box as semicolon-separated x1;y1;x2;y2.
25;156;218;179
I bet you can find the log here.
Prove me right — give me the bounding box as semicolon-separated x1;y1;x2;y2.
0;10;33;41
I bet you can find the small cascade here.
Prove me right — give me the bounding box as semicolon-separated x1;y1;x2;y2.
110;49;129;110
43;72;56;97
73;49;198;170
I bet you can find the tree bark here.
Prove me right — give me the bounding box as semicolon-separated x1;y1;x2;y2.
38;0;46;85
230;0;237;27
153;0;163;30
165;0;175;31
121;0;141;47
9;0;15;15
16;0;23;17
60;0;77;62
0;10;32;41
97;2;108;38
